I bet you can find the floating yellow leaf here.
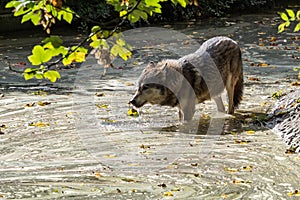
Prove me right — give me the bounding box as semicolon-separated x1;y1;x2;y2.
258;63;270;67
248;77;260;81
224;166;239;172
103;154;116;158
94;171;101;178
25;102;35;107
96;103;108;109
246;130;255;135
163;191;173;197
0;124;8;129
29;121;50;127
140;144;150;149
287;190;300;197
127;108;139;117
232;179;251;184
38;101;51;106
234;139;250;144
241;165;253;171
290;81;300;86
171;187;181;192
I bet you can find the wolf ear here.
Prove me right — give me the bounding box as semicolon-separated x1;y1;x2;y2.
161;62;168;71
147;61;156;68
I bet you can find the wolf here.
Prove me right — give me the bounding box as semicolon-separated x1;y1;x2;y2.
129;36;243;121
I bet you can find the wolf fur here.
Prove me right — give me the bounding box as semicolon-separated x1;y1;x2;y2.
130;36;243;121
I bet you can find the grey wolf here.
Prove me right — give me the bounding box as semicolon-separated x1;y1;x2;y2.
130;36;243;121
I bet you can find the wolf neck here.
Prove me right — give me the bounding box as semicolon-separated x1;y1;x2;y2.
180;60;209;99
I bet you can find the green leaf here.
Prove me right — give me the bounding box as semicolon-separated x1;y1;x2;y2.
297;11;300;20
62;7;73;24
278;23;286;33
5;1;20;8
31;12;41;25
21;11;33;23
43;70;61;82
279;12;289;21
120;10;127;17
24;72;35;80
172;0;187;7
116;38;126;46
294;23;300;32
35;73;44;79
28;45;52;65
42;36;63;48
91;25;101;33
286;9;295;20
128;12;141;23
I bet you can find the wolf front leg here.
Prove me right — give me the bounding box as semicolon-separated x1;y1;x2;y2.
178;97;196;122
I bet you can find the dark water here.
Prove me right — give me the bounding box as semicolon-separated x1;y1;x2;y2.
0;14;300;199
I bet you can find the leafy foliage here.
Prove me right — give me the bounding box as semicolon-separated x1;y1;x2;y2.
5;0;190;82
278;9;300;33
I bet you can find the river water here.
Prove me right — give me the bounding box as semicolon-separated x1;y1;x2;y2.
0;14;299;199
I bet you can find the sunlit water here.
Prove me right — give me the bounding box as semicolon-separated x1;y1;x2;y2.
0;14;299;199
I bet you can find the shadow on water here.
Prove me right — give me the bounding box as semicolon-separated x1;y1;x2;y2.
159;110;270;136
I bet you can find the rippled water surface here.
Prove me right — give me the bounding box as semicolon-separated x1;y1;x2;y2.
0;14;300;199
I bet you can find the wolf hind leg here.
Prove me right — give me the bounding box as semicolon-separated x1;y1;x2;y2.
226;73;236;115
213;96;225;113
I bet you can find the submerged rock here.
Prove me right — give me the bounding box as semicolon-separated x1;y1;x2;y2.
267;89;300;152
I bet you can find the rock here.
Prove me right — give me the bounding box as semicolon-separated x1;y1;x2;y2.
267;89;300;152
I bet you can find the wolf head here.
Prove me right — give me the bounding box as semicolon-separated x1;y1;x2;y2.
130;60;184;108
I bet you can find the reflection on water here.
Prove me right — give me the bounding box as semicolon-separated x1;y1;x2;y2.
0;14;300;199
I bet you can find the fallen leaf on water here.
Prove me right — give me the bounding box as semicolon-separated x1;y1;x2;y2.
38;101;51;106
25;102;35;107
29;122;50;127
250;63;270;67
285;147;297;154
103;154;116;158
246;130;255;135
248;77;260;81
241;165;253;171
93;171;101;178
270;37;277;42
287;190;300;197
140;144;150;149
127;108;139;117
234;139;251;144
171;187;181;192
95;92;105;97
258;63;270;67
163;191;173;197
224;166;239;172
290;81;300;86
232;179;251;184
0;125;8;129
121;177;136;182
96;103;109;109
33;90;48;96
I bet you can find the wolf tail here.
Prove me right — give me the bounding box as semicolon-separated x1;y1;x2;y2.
233;56;243;108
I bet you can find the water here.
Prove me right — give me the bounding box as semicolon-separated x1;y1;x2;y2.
0;14;299;199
